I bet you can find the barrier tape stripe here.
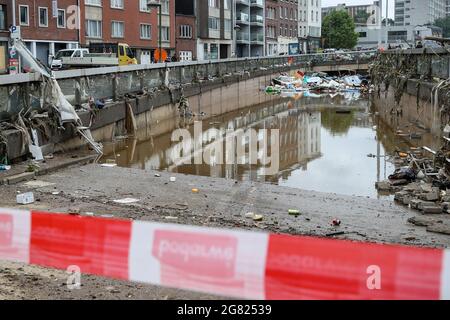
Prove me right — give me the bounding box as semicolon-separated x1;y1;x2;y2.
0;208;449;300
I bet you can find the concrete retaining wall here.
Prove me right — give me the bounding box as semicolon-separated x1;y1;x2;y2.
372;78;443;138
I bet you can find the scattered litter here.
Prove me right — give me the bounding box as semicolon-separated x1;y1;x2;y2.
326;231;346;237
16;192;35;205
288;209;300;216
165;216;178;221
245;212;256;219
52;191;61;195
0;164;11;171
332;219;341;226
154;173;161;177
101;163;117;168
44;154;54;160
113;198;140;204
170;177;176;182
24;180;55;188
192;188;199;193
101;214;114;218
253;214;263;222
84;212;95;216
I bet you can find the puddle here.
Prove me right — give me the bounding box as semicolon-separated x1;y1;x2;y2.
101;94;436;199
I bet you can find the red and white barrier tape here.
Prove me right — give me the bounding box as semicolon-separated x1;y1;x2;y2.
0;208;449;300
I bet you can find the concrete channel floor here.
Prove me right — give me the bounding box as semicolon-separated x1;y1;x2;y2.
0;163;449;299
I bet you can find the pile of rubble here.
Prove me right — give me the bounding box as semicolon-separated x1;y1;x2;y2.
376;130;450;215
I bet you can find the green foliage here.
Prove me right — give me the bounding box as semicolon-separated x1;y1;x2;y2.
322;11;358;49
434;17;450;38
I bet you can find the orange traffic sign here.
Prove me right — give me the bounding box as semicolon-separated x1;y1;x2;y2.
154;49;168;62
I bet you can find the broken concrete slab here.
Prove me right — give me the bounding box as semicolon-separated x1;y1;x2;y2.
419;191;440;202
375;180;391;191
422;205;443;214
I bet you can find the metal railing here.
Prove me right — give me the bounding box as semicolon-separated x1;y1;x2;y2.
379;47;450;80
0;50;376;121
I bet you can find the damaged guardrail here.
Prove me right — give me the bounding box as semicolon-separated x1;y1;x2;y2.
0;50;376;121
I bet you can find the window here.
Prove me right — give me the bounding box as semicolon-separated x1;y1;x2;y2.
208;17;220;30
39;7;48;27
140;24;152;39
86;20;102;38
160;26;170;41
0;5;6;30
179;25;192;38
161;0;169;14
139;0;150;12
111;21;124;38
57;9;66;28
85;0;102;5
19;5;29;26
179;51;192;61
209;0;219;8
111;0;124;9
224;19;231;32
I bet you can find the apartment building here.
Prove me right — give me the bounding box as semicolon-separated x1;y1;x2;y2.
196;0;232;60
235;0;265;57
265;0;298;56
0;1;11;73
81;0;176;64
11;0;80;67
322;1;381;21
394;0;446;26
299;0;321;53
175;0;196;61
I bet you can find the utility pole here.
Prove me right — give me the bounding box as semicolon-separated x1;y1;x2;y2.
385;0;389;46
148;1;163;63
12;0;16;26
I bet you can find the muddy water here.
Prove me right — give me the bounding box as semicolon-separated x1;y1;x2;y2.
101;92;436;199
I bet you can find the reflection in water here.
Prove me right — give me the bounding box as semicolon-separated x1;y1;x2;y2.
101;94;430;199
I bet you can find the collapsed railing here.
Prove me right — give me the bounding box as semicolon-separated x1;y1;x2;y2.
0;39;103;164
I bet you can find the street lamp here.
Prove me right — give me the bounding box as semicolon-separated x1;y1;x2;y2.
147;0;162;63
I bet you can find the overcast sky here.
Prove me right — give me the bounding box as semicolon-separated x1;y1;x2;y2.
322;0;395;18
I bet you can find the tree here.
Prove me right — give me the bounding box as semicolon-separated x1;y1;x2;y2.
434;17;450;38
322;11;358;49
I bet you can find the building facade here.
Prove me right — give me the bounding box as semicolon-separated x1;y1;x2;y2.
322;1;381;21
356;24;443;49
175;0;196;61
12;0;80;67
235;0;265;57
81;0;176;64
265;0;298;56
0;1;11;73
196;0;232;60
299;0;321;53
394;0;446;26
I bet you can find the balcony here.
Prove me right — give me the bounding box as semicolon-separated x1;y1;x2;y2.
251;33;264;44
250;15;264;26
250;0;264;8
236;12;250;24
236;32;250;43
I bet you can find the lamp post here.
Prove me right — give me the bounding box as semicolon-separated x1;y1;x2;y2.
147;0;162;63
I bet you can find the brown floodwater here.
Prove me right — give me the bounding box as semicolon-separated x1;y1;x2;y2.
101;92;438;199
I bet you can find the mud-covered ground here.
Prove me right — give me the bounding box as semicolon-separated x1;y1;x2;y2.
1;163;449;300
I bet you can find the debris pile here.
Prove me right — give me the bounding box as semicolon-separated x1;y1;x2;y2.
265;71;371;97
376;131;450;215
